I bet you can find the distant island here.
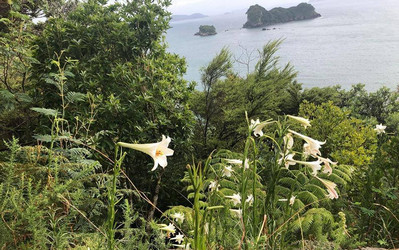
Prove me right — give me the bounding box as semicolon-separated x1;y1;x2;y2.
195;25;217;36
171;13;207;22
243;3;321;28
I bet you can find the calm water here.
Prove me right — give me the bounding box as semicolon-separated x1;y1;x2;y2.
166;0;399;91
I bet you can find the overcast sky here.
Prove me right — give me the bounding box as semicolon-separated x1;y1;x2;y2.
168;0;309;15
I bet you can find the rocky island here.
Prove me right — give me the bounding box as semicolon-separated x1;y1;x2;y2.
243;3;321;28
194;25;217;36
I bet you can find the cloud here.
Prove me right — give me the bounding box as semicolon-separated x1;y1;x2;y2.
169;0;306;15
172;0;205;7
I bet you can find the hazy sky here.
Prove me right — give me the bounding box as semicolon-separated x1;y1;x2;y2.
168;0;308;15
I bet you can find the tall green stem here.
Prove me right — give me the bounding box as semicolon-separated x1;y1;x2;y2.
106;146;126;250
251;138;258;242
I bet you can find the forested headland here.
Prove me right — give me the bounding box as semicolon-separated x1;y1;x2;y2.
1;0;398;249
243;3;321;28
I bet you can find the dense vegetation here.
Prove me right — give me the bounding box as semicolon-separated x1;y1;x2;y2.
1;0;398;249
243;3;321;28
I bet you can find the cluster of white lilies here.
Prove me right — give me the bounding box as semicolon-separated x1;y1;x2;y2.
117;137;189;248
113;112;389;250
217;115;339;218
116;114;378;248
157;211;188;248
275;115;339;200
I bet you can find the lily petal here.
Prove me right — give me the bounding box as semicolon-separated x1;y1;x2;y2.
118;135;174;171
287;115;311;129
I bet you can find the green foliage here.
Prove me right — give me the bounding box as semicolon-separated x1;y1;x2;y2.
30;0;195;215
297;100;399;246
352;133;399;246
2;0;399;247
298;84;399;131
191;41;297;155
31;0;194;150
0;137;107;248
291;208;334;240
299;101;377;169
0;0;38;147
344;84;399;124
301;85;346;106
166;114;352;249
118;199;169;249
191;48;232;155
0;50;166;249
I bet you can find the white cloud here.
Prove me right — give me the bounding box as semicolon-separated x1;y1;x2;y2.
169;0;306;15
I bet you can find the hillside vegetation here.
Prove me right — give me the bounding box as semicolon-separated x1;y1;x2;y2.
0;0;398;249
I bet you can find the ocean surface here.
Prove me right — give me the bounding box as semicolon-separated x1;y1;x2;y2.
165;0;399;91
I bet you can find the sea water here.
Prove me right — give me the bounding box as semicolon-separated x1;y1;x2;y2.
165;0;399;91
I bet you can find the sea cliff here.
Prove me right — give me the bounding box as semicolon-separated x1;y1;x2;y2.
243;3;321;28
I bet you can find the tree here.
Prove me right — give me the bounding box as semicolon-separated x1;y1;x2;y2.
343;84;399;124
298;101;380;245
30;0;195;218
299;101;376;168
301;85;345;106
196;48;232;150
0;0;38;148
191;41;298;154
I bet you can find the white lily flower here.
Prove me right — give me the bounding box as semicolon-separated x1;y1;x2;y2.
171;212;185;223
253;122;265;137
230;208;242;218
225;159;242;165
222;165;234;177
317;156;337;176
244;158;250;169
289;159;322;176
287;115;311;129
208;180;220;191
159;223;176;234
230;208;242;217
250;119;260;130
172;243;191;250
303;143;314;157
279;196;295;206
225;158;249;169
226;193;241;206
278;153;296;169
171;233;184;244
374;123;386;134
252;119;273;137
204;222;209;235
289;130;326;156
246;194;254;206
289;195;296;206
315;176;339;199
118;135;174;171
283;133;294;150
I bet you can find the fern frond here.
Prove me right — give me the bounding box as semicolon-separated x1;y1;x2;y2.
303;184;326;198
279;177;301;189
297;191;319;204
66;92;86;103
31;107;59;117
